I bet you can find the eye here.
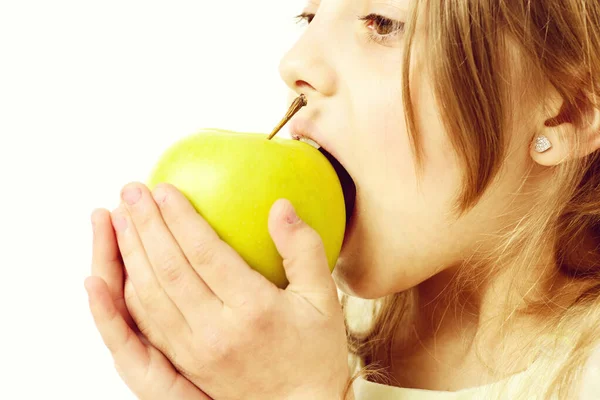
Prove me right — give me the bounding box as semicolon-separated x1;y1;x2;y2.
295;12;315;26
359;13;405;43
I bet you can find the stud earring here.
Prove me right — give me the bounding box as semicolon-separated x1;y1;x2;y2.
534;135;552;153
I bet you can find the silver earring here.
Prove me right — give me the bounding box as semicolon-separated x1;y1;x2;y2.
534;135;552;153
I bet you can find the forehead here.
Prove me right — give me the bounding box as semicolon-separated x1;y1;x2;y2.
302;0;410;7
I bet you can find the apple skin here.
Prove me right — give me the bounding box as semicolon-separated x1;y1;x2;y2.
146;129;346;289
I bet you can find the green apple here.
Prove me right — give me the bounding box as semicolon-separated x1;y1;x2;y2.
146;129;346;288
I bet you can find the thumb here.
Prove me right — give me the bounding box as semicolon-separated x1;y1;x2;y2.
268;199;337;303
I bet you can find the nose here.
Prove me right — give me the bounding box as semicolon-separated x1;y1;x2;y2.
278;18;337;98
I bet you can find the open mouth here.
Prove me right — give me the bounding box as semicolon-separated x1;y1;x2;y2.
296;137;357;228
319;147;356;228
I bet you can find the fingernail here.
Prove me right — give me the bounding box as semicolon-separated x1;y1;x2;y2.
122;187;141;205
91;214;96;234
111;209;128;232
284;201;300;225
83;277;95;301
91;209;100;233
152;186;167;204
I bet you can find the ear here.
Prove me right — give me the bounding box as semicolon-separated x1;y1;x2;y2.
530;89;600;166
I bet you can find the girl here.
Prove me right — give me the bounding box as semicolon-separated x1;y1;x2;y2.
86;0;600;399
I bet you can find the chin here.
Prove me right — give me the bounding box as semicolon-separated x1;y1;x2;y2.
332;256;384;299
331;201;383;298
334;233;418;299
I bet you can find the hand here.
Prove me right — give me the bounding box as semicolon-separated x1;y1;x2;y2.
86;208;212;400
111;182;352;400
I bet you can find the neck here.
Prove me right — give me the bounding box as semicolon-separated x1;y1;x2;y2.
386;251;585;391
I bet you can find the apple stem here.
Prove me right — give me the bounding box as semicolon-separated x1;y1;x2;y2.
267;94;307;140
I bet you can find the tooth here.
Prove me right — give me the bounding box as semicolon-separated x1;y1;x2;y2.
299;137;321;149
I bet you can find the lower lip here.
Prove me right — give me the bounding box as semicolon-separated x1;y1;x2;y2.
290;118;356;249
288;118;309;140
289;118;331;151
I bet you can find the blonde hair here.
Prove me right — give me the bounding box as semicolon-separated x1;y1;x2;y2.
342;1;600;398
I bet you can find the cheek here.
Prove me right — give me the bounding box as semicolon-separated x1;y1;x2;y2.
337;81;464;298
355;86;416;187
357;75;459;203
411;73;458;170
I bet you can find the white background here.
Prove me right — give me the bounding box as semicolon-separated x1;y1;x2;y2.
0;1;305;398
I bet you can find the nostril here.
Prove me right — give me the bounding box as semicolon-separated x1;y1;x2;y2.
296;80;314;91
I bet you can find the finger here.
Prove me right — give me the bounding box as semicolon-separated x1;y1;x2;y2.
111;205;189;334
268;199;338;310
91;209;124;301
124;279;170;352
124;282;214;400
142;356;214;400
151;183;274;307
120;182;220;315
124;278;153;338
85;276;151;375
91;208;133;327
85;277;211;400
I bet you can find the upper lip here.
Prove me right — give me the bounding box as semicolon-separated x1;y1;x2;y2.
289;117;320;142
289;117;340;160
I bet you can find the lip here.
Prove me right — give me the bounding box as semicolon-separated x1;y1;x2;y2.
289;117;342;164
289;116;358;250
289;117;321;142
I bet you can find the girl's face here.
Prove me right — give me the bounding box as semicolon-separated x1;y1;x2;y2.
279;0;537;299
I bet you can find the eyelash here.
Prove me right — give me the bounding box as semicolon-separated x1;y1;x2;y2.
294;12;405;45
